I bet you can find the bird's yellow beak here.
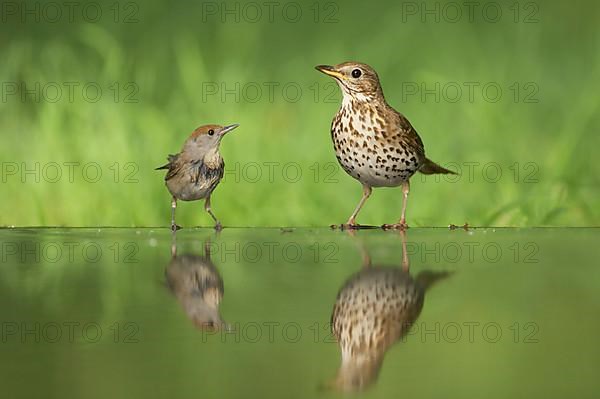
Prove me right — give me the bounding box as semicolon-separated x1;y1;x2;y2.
315;65;346;80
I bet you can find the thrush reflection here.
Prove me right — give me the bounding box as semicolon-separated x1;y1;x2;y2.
166;232;227;331
329;231;450;392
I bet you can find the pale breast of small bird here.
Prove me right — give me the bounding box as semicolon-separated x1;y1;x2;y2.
166;150;225;201
166;254;225;328
331;98;424;187
166;254;224;305
331;267;424;361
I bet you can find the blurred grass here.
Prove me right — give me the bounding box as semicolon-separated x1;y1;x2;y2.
1;0;599;227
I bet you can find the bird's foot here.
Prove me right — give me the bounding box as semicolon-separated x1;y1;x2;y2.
214;222;223;231
171;224;182;231
449;223;469;231
331;223;361;230
382;222;409;231
338;223;379;230
331;221;382;230
340;223;361;230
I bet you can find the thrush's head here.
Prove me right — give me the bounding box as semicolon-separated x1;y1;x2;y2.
316;62;383;101
183;124;239;154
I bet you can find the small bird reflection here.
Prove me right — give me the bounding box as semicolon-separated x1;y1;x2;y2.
329;230;450;392
166;232;228;331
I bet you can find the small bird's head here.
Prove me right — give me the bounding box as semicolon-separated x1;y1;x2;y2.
183;124;239;154
191;306;229;332
315;62;383;101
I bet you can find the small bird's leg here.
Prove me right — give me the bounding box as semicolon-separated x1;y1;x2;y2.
204;196;222;231
383;181;410;230
342;184;372;229
171;196;181;231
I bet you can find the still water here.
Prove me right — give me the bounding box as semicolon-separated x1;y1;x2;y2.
1;228;598;398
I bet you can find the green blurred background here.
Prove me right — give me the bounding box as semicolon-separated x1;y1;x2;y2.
1;0;599;227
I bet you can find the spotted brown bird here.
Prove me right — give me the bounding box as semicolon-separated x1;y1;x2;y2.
329;231;450;392
156;124;239;230
166;236;228;331
316;62;456;229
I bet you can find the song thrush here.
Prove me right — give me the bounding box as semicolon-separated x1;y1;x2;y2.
156;124;239;230
316;62;456;229
329;231;450;392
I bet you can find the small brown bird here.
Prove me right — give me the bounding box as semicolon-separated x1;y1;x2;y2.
329;231;450;392
166;236;228;331
156;124;239;230
316;62;456;229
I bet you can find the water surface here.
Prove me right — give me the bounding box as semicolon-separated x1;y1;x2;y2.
1;228;598;398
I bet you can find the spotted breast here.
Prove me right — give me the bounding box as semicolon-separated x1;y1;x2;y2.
331;98;425;188
332;267;425;362
329;266;425;392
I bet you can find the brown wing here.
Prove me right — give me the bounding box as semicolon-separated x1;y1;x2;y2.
387;109;426;160
155;154;182;181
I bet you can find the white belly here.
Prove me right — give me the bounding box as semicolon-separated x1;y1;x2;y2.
336;152;411;187
169;181;214;201
332;121;417;188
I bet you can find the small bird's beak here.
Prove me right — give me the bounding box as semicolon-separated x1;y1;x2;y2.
315;65;345;80
219;124;239;136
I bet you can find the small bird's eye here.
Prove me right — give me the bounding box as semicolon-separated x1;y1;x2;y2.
208;129;215;136
351;69;362;78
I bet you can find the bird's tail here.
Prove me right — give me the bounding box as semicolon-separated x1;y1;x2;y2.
419;158;457;175
155;154;178;171
416;271;453;291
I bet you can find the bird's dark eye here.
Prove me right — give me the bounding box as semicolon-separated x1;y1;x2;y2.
208;129;215;136
351;69;362;78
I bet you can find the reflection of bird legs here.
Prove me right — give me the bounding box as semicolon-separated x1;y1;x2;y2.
203;239;212;260
171;230;177;258
346;229;409;270
344;230;372;268
359;241;372;269
399;229;409;272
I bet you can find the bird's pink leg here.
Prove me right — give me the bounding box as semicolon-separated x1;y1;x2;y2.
171;196;181;231
399;181;410;227
383;181;410;230
342;184;372;229
204;196;222;231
